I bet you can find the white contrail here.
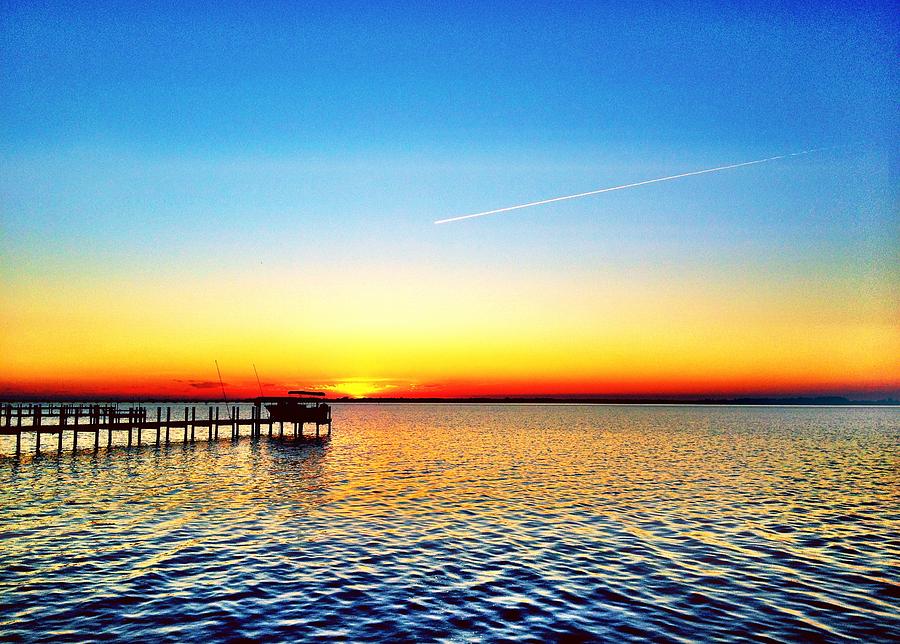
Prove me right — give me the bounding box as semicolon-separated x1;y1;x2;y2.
434;147;830;225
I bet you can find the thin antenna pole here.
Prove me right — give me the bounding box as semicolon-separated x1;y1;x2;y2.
253;363;264;397
215;360;231;419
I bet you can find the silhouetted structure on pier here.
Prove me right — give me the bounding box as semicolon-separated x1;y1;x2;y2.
260;391;331;423
0;394;332;457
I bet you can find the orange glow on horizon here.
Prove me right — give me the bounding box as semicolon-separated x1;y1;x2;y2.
2;256;897;401
1;372;897;401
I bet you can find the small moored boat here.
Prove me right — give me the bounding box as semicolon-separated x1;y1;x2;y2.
260;391;332;424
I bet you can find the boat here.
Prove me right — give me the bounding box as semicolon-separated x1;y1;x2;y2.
258;391;331;424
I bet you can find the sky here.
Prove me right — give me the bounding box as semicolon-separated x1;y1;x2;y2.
1;1;897;399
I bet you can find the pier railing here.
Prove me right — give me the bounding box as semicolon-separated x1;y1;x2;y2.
0;402;332;457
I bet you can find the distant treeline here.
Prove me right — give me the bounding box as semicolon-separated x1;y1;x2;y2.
330;396;900;406
1;395;897;406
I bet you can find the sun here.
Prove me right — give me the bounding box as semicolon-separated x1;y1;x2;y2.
336;382;379;398
316;380;396;398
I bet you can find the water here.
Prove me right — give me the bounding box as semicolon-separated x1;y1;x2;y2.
1;404;897;642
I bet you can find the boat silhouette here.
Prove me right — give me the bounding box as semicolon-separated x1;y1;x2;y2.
258;391;331;424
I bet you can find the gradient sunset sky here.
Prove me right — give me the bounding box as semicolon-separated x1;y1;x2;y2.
1;2;897;399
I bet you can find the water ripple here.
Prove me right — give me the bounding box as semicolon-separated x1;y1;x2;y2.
1;404;898;642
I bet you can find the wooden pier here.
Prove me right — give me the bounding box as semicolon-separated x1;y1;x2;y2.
0;400;332;457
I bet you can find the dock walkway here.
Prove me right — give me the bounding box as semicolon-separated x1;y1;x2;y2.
0;402;332;457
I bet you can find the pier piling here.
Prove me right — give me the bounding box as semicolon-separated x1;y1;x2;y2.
1;399;330;459
58;407;65;453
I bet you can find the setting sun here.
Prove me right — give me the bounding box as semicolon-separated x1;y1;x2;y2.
318;380;397;399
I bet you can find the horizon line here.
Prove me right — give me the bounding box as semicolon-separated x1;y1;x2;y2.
1;394;897;405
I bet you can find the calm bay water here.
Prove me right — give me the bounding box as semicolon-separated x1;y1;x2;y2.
1;404;897;642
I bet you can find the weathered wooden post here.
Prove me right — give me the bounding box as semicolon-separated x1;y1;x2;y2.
15;410;22;456
191;407;196;442
183;407;188;443
165;407;171;444
76;407;86;451
58;405;66;453
35;405;42;455
71;408;78;452
156;407;162;445
214;406;219;440
89;408;98;451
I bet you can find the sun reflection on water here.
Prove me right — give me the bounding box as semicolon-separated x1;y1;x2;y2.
0;404;897;641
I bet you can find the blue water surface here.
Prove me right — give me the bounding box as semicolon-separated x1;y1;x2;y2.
1;404;898;642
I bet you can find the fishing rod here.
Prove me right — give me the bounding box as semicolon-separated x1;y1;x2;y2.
252;363;271;421
215;360;232;419
253;363;264;397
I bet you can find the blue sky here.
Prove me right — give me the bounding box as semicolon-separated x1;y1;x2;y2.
3;2;895;153
2;1;895;237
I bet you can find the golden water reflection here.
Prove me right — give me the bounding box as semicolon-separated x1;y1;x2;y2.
0;404;897;641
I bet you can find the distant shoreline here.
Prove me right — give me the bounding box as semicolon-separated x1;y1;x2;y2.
0;395;897;406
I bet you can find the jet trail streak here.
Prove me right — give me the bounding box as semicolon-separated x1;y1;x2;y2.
434;148;828;225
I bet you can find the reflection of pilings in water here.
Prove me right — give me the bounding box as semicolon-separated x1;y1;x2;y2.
0;401;333;458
